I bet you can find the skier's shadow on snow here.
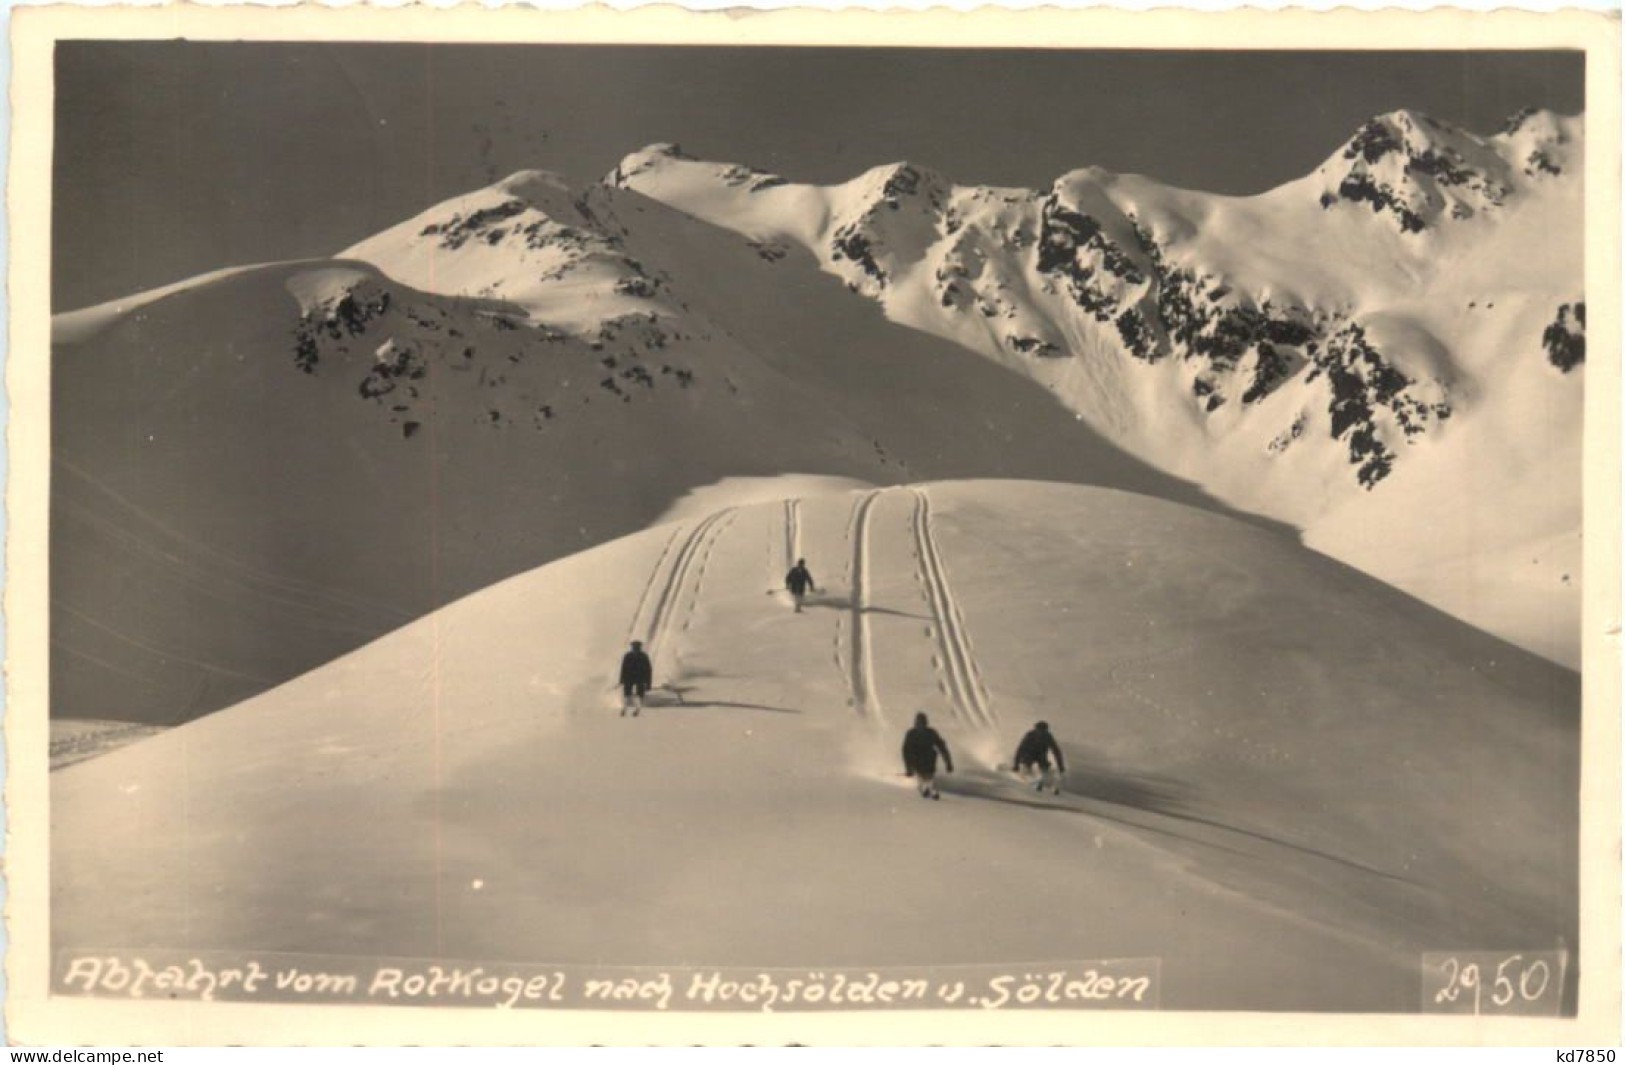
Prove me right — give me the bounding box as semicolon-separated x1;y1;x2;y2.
1057;757;1196;815
656;682;802;715
946;757;1416;884
947;759;1193;822
801;594;930;621
939;765;1264;858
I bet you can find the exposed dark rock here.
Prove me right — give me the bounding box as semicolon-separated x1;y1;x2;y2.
719;164;766;188
1335;174;1426;233
293;330;319;374
1525;149;1562;177
881;164;946;211
430;199;529;250
1034;198;1147;332
358;338;428;401
1115;308;1155;362
1405;149;1474;187
1038;199;1144;285
747;240;788;263
1312;322;1449;488
1343;119;1405;165
1008;335;1060;357
1543;302;1586;372
1241;342;1296;405
1266;413;1308;455
1502;106;1540;135
614;275;660;298
831;224;887;287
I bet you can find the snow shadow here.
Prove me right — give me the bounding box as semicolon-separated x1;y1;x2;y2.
946;756;1418;886
654;682;802;715
941;762;1189;823
800;593;930;621
632;197;1303;545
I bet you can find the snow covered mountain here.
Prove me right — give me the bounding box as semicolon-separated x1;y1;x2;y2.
52;194;1207;726
50;109;1586;1013
52;107;1584;726
53;482;1578;1011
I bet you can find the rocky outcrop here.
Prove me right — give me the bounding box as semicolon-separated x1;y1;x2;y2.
1543;301;1586;372
1315;110;1516;233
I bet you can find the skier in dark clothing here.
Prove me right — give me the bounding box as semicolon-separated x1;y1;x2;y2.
619;640;653;717
785;559;817;613
1013;721;1066;794
901;711;954;800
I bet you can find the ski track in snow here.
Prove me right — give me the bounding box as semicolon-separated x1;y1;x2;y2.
1104;636;1211;735
783;498;802;567
831;500;855;702
761;507;773;592
680;508;739;635
624;525;685;649
909;487;997;729
57;457;415;626
57;496;381;637
847;490;884;722
1105;621;1292;766
56;603;279;687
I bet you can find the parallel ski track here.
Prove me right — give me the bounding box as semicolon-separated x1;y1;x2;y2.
680;509;739;634
624;525;685;648
847;490;884;721
783;498;802;568
910;488;996;729
633;509;736;664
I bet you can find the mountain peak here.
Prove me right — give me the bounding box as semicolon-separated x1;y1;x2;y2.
642;141;696;161
340;167;673;334
492;169;575;201
1336;110;1474;165
610;143;700;187
1315;109;1518;233
1494;107;1582;180
1501;105;1564;137
852;160;952;201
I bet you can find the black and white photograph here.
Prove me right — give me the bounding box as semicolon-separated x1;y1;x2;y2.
9;5;1619;1044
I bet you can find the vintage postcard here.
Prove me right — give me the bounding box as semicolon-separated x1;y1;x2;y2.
6;3;1620;1046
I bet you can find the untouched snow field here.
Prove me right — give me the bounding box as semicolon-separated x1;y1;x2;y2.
53;482;1578;1012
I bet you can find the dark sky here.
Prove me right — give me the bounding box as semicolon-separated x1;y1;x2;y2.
53;43;1584;311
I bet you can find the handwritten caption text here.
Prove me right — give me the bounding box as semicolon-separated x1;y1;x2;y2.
55;951;1161;1012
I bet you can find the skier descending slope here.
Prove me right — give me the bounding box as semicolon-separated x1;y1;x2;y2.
902;712;955;800
1011;721;1067;795
619;640;653;717
785;558;817;613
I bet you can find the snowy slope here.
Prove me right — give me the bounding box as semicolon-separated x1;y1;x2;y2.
614;111;1585;664
54;213;1210;725
53;482;1579;1012
52;107;1584;731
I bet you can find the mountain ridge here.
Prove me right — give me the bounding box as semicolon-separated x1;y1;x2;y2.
603;106;1583;664
51;106;1584;727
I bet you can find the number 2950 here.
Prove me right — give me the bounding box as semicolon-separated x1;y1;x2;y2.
1422;951;1567;1015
